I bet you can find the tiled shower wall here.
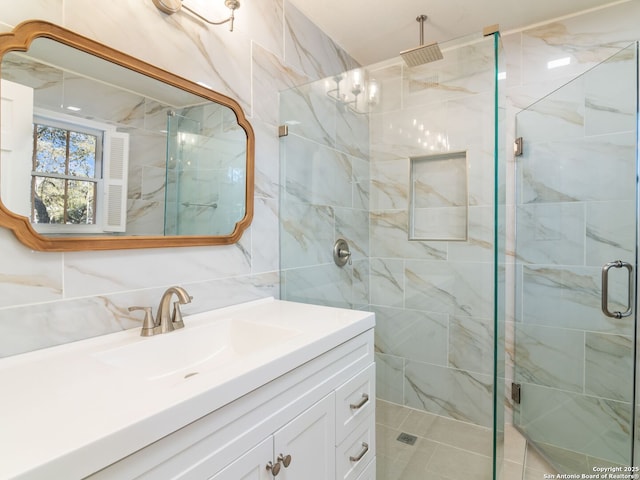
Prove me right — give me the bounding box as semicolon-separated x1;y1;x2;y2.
501;0;640;432
0;0;356;357
369;36;499;428
279;73;369;309
502;1;640;471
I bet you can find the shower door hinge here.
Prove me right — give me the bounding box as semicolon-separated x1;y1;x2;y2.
278;125;289;137
511;382;521;404
514;137;524;157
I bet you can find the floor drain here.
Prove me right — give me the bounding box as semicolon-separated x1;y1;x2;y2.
396;432;417;445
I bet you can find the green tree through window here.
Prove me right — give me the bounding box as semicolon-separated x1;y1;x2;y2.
31;122;99;225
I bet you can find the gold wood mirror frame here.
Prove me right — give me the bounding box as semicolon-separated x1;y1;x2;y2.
0;20;254;251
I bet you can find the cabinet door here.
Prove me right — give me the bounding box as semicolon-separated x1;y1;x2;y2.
209;437;273;480
273;393;336;480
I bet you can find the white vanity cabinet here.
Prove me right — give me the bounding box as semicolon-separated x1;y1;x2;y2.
211;393;335;480
0;299;375;479
88;329;375;480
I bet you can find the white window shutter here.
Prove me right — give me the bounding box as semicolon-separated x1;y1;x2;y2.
102;131;129;232
0;79;34;217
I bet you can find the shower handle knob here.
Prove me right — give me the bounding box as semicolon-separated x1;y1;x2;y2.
333;239;352;267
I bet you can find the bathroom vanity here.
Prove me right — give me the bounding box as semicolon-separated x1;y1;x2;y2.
0;298;375;479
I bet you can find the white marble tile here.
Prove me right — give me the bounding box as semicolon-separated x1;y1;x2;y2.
448;206;494;263
279;81;336;147
370;259;404;308
449;315;494;376
585;200;635;268
125;199;164;235
334;207;369;261
519;2;640;87
63;243;251;297
335;100;370;159
0;229;63;308
514;324;584;393
0;0;63;27
350;259;369;309
252;118;280;201
517;133;636;205
375;353;404;405
515;202;585;265
251;42;309;125
366;63;402;114
350;155;370;211
373;305;448;366
282;134;352;207
0;295;138;357
519;384;632;466
65;0;252;113
370;210;448;261
583;44;636;137
521;265;632;335
584;332;633;403
405;260;494;318
281;264;351;308
231;0;284;60
283;0;358;81
370;157;410;211
249;196;279;274
279;201;334;268
404;360;493;428
412;207;467;241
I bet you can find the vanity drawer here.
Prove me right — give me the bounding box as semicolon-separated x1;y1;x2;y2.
335;411;375;480
335;363;375;442
355;457;376;480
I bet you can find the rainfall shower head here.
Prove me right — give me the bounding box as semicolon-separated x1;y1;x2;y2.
400;15;443;67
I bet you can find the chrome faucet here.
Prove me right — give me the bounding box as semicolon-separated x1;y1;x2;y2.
129;286;193;336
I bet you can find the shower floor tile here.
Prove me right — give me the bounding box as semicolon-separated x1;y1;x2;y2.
376;400;493;480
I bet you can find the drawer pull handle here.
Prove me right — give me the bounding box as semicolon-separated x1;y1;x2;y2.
350;393;369;410
349;442;369;462
266;460;281;476
278;453;292;468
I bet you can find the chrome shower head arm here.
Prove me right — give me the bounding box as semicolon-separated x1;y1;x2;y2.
417;14;427;46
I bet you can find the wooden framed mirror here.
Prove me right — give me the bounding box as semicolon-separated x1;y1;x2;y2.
0;20;254;251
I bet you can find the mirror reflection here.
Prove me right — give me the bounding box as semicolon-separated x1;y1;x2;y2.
1;34;249;240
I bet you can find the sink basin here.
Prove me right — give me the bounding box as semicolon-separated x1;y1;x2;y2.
93;317;301;381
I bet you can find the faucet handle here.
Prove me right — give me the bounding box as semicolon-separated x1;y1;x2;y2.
129;306;156;336
171;301;185;329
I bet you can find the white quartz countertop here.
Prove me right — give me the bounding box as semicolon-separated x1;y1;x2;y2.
0;298;374;479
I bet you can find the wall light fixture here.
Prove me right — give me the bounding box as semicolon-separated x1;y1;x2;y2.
152;0;240;31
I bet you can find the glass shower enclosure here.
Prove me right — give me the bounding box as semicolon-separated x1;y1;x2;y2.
514;42;639;472
165;105;247;236
279;31;506;480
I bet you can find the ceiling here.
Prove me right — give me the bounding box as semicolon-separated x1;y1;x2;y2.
287;0;628;65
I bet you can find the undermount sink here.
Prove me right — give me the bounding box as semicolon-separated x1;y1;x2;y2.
92;316;301;381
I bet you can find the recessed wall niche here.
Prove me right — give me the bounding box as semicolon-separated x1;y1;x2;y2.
409;151;468;241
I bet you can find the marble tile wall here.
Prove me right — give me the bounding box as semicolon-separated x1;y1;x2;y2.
502;0;640;472
0;0;357;357
369;34;499;429
279;68;370;310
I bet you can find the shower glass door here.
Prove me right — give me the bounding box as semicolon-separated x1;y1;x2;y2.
514;42;638;472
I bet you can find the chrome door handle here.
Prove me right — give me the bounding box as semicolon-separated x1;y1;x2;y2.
601;260;633;319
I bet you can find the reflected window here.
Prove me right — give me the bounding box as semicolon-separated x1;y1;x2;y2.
31;117;101;226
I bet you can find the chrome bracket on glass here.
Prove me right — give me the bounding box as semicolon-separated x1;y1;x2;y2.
601;260;633;319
